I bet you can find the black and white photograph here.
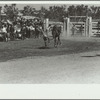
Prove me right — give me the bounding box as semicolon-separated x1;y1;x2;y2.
1;1;100;84
1;0;100;99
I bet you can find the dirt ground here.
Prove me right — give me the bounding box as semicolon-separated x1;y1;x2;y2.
1;36;100;83
0;36;100;62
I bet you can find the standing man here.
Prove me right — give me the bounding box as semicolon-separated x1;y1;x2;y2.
71;24;76;36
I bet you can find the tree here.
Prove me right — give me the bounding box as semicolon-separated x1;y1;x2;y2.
4;4;19;21
67;5;76;16
22;5;36;16
46;5;67;22
37;6;48;19
90;6;98;19
95;7;100;19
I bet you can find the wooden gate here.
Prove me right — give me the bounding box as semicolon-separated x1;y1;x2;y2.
69;22;86;36
63;16;91;37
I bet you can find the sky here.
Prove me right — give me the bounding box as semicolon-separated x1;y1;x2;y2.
0;3;100;11
17;4;66;10
0;4;67;10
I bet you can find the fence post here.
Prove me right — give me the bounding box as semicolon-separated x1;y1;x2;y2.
63;17;67;36
63;17;70;36
88;17;92;37
85;17;89;37
46;18;49;29
67;17;70;36
44;18;49;31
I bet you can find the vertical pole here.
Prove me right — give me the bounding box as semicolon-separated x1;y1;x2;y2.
0;6;2;28
63;18;67;36
43;18;49;31
43;19;46;31
88;17;92;37
46;18;49;29
63;17;70;36
67;17;70;36
85;17;88;37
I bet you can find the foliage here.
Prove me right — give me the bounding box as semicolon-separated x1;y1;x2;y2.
3;4;100;22
45;5;67;22
4;4;19;21
21;5;36;16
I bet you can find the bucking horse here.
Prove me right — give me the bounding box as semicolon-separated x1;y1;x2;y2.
36;24;62;48
42;25;62;47
52;25;61;47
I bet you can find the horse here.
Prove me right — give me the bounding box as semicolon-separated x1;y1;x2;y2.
52;25;61;47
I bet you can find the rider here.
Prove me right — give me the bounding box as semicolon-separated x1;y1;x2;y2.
46;24;52;37
42;24;52;43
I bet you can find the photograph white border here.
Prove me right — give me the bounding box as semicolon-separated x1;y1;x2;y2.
0;1;100;99
0;84;100;99
0;1;99;4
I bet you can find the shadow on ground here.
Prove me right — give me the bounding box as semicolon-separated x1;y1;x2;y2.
37;46;51;49
81;54;100;58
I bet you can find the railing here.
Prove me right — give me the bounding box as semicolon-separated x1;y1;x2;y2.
92;19;100;22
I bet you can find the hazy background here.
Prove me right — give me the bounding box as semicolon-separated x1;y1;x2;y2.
0;4;99;10
0;4;67;10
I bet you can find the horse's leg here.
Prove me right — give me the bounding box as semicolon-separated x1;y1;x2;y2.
43;37;47;47
56;37;59;46
58;35;61;45
54;38;57;47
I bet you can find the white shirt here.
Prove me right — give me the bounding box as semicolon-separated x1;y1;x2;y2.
1;27;7;33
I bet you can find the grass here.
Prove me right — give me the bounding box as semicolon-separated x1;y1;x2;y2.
0;37;100;62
